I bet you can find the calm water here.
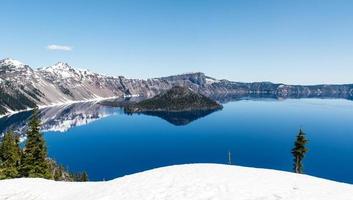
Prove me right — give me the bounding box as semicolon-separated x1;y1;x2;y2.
2;99;353;183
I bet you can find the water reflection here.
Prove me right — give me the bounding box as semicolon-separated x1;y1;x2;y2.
2;92;352;137
0;99;221;136
0;101;121;137
210;93;353;103
139;109;221;126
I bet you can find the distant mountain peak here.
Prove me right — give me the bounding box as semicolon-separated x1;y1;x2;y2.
0;58;25;68
46;62;74;71
38;62;81;79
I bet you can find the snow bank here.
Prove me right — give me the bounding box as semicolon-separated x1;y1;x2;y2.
0;164;352;200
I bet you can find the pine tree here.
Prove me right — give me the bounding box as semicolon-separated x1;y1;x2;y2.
53;168;62;181
0;131;21;179
20;109;52;179
291;129;308;174
81;171;89;182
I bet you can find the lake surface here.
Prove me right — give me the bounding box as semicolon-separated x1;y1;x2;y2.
1;98;353;183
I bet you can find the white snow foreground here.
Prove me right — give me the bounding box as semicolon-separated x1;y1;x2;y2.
0;164;352;200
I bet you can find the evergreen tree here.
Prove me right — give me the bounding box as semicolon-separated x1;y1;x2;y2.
53;166;63;181
20;109;52;179
291;129;308;174
70;171;89;182
0;131;21;179
81;171;89;182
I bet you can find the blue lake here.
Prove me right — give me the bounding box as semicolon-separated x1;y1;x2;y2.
2;98;353;183
40;99;353;183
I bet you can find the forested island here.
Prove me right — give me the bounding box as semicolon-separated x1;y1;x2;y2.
124;86;223;113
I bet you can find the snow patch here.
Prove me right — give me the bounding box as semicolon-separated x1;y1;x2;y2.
0;164;351;200
206;77;219;84
0;58;24;67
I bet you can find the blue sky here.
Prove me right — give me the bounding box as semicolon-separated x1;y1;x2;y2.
1;0;353;84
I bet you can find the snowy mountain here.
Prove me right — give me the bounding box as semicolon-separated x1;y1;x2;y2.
1;58;353;115
0;164;352;200
0;58;126;115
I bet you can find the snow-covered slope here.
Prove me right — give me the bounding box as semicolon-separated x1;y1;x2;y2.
0;58;127;115
0;164;352;200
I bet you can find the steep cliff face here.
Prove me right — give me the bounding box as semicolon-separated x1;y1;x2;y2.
1;58;352;115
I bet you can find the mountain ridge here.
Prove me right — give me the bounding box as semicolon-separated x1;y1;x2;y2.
1;58;353;115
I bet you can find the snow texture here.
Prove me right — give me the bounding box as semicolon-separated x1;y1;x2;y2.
0;58;24;68
0;164;352;200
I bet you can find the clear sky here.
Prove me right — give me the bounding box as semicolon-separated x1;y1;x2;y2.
1;0;353;84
